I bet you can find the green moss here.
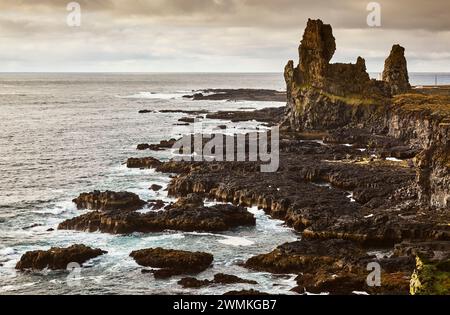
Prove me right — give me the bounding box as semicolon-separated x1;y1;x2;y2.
320;91;381;106
410;256;450;295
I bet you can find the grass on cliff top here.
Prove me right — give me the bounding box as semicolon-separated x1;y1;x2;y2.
393;89;450;120
320;91;384;107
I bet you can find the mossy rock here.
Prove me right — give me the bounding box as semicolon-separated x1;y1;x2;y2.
410;256;450;295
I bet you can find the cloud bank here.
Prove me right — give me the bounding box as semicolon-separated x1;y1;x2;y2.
0;0;449;72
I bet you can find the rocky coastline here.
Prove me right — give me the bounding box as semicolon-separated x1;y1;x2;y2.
16;19;449;295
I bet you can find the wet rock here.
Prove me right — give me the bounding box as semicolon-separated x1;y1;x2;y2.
72;191;146;211
15;245;107;271
47;228;55;232
147;199;165;210
58;202;255;234
178;273;258;289
183;89;286;102
206;107;284;126
130;248;213;279
148;139;177;151
178;277;212;288
173;194;204;209
213;273;258;285
293;269;410;295
223;289;268;296
127;157;162;169
159;109;209;115
150;184;163;192
382;45;411;95
244;239;365;275
178;117;196;124
23;224;42;230
137;143;151;150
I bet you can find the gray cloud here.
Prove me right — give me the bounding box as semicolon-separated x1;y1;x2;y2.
0;0;449;72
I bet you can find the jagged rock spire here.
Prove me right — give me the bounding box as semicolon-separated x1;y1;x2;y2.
382;45;411;95
298;19;336;86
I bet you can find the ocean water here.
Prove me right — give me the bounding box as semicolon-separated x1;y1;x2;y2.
0;72;448;295
0;73;300;295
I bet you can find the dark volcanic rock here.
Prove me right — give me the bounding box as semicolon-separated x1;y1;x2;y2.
183;89;286;102
130;248;213;278
138;139;178;151
382;45;411;95
15;245;107;271
206;107;284;126
244;239;365;275
150;184;163;192
224;289;268;296
72;191;146;211
213;273;258;285
245;239;413;295
147;199;165;210
178;117;197;124
173;194;204;209
127;157;162;169
178;277;212;288
137;143;151;150
58;201;255;234
178;273;257;289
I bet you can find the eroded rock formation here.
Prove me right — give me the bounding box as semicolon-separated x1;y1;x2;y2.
383;45;411;95
72;191;146;211
16;245;106;271
130;248;213;279
59;194;255;234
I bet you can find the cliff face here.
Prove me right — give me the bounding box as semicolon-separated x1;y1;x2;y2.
284;19;449;210
387;94;450;208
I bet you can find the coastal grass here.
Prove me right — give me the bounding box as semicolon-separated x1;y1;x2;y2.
393;91;450;119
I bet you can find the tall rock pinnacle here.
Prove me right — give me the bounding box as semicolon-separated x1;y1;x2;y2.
382;45;411;95
298;19;336;87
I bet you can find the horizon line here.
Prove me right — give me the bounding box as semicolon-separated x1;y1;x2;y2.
0;71;449;74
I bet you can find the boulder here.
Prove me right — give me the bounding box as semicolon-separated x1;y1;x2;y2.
72;190;146;211
150;184;163;192
127;157;162;169
130;248;213;278
178;273;257;289
15;245;106;271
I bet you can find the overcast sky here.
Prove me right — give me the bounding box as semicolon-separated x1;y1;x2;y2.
0;0;449;72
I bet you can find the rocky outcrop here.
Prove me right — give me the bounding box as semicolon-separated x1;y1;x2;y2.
59;197;255;234
283;19;394;131
16;245;106;271
138;139;177;151
149;184;163;192
130;248;213;279
386;93;450;209
394;241;450;295
283;19;447;212
126;157;162;169
178;273;257;289
383;45;411;95
206;107;285;126
245;239;414;295
72;191;146;211
183;89;286;102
